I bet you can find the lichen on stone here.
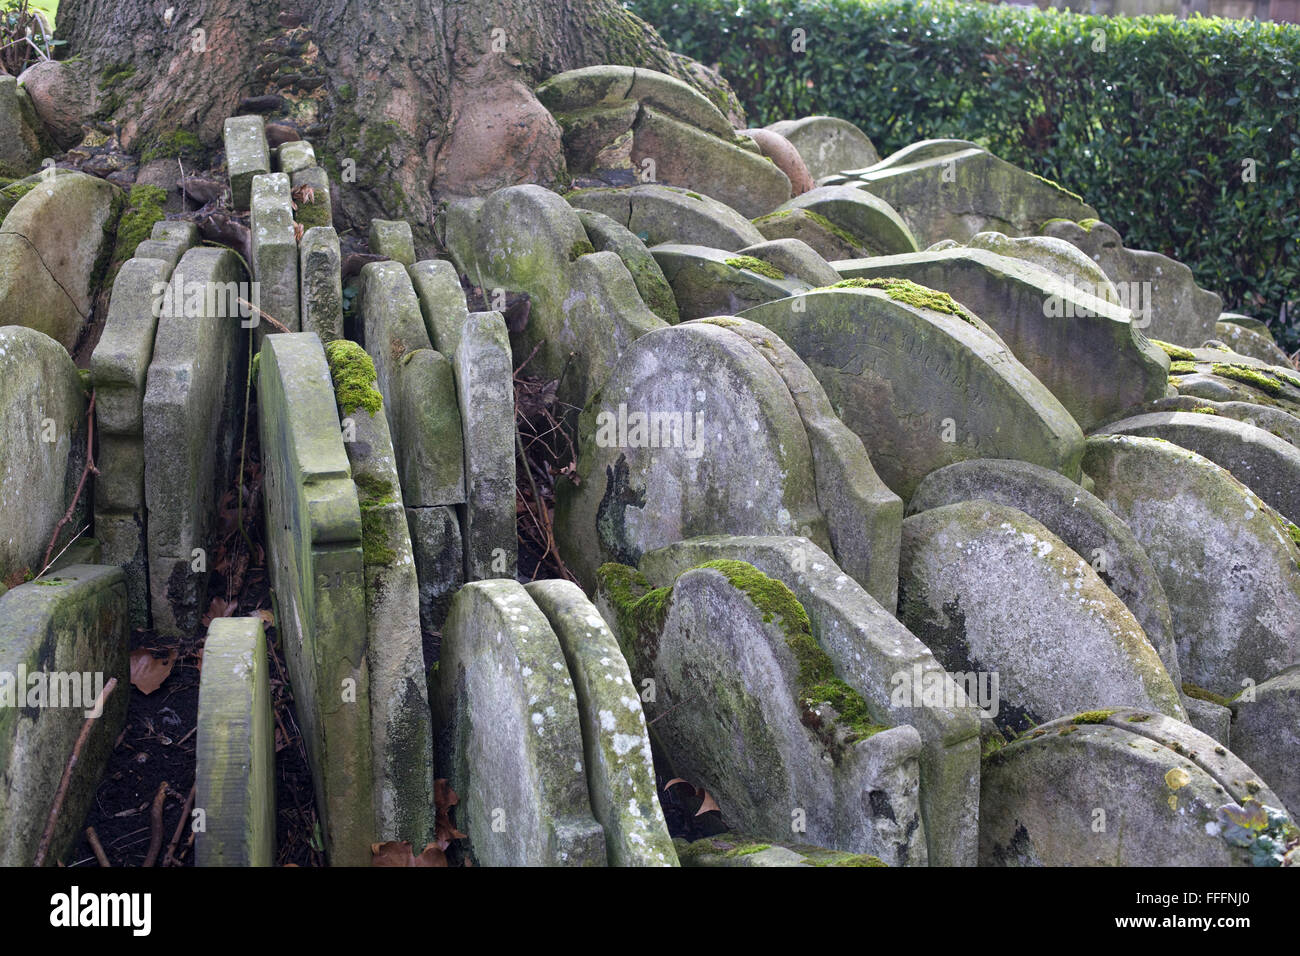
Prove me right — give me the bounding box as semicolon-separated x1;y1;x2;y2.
1211;363;1284;395
724;254;784;280
1169;360;1198;375
1151;339;1196;361
824;277;980;326
1071;709;1118;724
324;338;383;416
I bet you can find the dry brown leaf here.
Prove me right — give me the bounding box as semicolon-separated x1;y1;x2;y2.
130;648;178;695
434;778;467;849
254;608;275;627
201;596;238;626
696;790;721;816
371;840;448;867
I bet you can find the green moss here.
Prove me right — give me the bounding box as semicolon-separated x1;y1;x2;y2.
1286;521;1300;550
108;184;167;277
808;853;888;867
1183;682;1235;708
1077;218;1101;232
139;130;203;163
1152;339;1196;361
1211;363;1284;395
684;192;703;201
0;179;38;227
295;192;332;229
1190;405;1219;415
1071;709;1118;724
1274;369;1300;390
1027;170;1086;204
824;277;980;325
359;505;396;568
569;239;595;261
730;843;770;857
724;254;784;281
324;339;383;416
1169;360;1198;375
1126;713;1151;722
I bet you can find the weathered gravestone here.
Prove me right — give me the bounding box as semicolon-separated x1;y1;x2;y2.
836;247;1169;430
433;580;607;866
277;140;316;176
1215;320;1291;367
195;617;275;867
555;320;902;609
0;326;87;586
1138;395;1300;452
598;560;927;865
907;458;1182;690
0;75;51;178
1097;411;1300;526
1083;435;1300;698
733;238;840;288
369;219;416;266
633;535;981;867
964;230;1116;300
740;284;1084;500
144;247;246;636
526;579;677;866
566;182;764;251
575;207;679;324
1229;667;1300;818
250;172;300;334
649;244;810;320
981;708;1291;866
0;171;122;350
764;185;918;261
899;501;1185;738
223;115;270;210
325;339;436;846
764;116;880;180
299;226;343;342
257;332;372;865
0;565;128;866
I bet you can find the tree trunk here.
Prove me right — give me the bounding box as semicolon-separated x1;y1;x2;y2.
53;0;742;236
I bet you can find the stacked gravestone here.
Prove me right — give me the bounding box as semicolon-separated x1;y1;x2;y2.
764;116;880;181
250;172;300;334
143;247;247;636
648;244;811;320
755;185;918;263
0;565;129;865
0;326;88;586
574;208;680;323
195;617;275;867
223;115;271;210
257;332;373;865
93;222;198;628
1216;319;1291;366
278;138;341;342
596;560;927;865
567;183;765;252
634;535;981;867
323;339;436;846
1230;667;1300;818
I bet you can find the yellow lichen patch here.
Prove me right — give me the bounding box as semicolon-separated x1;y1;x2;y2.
1165;767;1190;790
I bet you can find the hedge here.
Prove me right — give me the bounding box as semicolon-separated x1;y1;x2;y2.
627;0;1300;348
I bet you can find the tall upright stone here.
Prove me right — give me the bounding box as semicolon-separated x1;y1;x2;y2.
196;617;275;867
764;116;880;180
223;115;271;210
250;172;300;334
300;226;343;342
257;332;372;866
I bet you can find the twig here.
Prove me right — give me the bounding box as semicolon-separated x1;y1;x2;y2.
236;297;291;334
39;391;98;574
85;827;111;867
142;781;169;867
163;785;196;867
33;677;118;866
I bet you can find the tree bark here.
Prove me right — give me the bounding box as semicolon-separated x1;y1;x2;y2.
54;0;742;236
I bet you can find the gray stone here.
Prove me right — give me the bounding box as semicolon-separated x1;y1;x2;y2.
601;561;927;864
567;183;765;251
525;579;677;866
981;708;1290;866
1138;395;1300;452
290;165;332;231
15;60;88;152
406;505;463;635
576;208;680;324
409;258;470;354
433;580;607;866
1097;411;1300;525
635;535;981;867
965;230;1116;300
536;64;733;140
0;565;128;866
739;286;1084;500
1041;218;1221;346
899;501;1185;737
223;115;271;210
774;185;917;257
257;332;372;865
674;834;887;867
1182;695;1231;746
0;326;86;585
1218;312;1273;338
195;617;275;866
0;171;122;350
836;247;1169;430
1216;320;1291;366
649;243;810;320
735;238;840;287
144;248;245;636
299;226;343;342
93;257;174;436
851;144;1097;247
250;172;300;333
277;140;316;176
0;75;48;178
369;219;416;266
1083;434;1300;698
94;513;148;633
1230;667;1300;818
765;116;880;180
907;458;1182;690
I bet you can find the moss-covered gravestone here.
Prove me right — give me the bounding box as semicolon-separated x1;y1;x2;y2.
1229;667;1300;819
766;185;917;259
981;709;1291;866
575;208;680;324
899;500;1185;738
223;115;270;210
598;560;926;865
566;183;764;251
250;172;300;334
196;617;275;866
299;226;343;343
257;332;372;865
434;580;607;866
649;244;810;321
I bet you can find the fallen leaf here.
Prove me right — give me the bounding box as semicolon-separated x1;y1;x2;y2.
130;648;178;695
434;778;467;849
254;608;275;627
371;840;448;867
696;790;721;816
201;596;238;626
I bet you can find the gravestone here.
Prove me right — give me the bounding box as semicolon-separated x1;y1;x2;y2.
369;219;416;266
899;501;1185;737
277;140;315;176
836;247;1169;430
740;285;1084;500
223;115;270;209
291;165;332;230
964;230;1116;300
433;580;607;866
526;579;677;866
981;708;1290;866
575;208;680;324
0;326;87;586
1097;411;1300;525
257;332;372;866
734;238;840;287
649;244;810;320
602;560;927;864
1083;434;1300;698
0;75;49;177
765;116;880;180
634;535;981;867
1229;667;1300;818
404;505;463;635
0;565;128;866
195;617;275;866
770;185;918;258
250;172;300;333
907;458;1182;689
675;834;885;867
300;226;343;342
144;247;246;636
566;183;765;251
1138;395;1300;452
1215;320;1290;366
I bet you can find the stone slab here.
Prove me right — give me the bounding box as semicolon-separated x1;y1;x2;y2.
250;172;300;333
223;115;271;210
